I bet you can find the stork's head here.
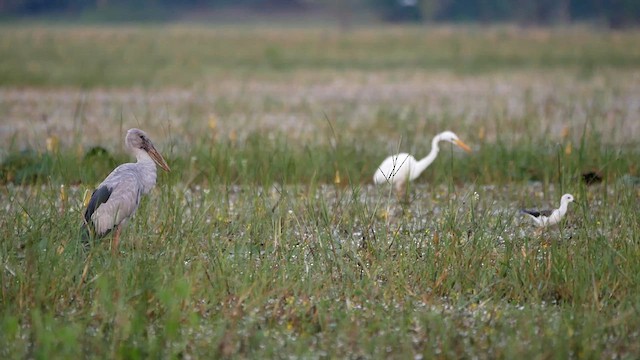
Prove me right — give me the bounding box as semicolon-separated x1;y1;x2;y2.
126;128;171;172
438;131;472;153
560;194;575;205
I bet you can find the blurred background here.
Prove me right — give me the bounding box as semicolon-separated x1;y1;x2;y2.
1;0;639;28
1;0;639;186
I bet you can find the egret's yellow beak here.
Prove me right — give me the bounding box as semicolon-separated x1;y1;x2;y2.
148;146;171;172
453;139;472;153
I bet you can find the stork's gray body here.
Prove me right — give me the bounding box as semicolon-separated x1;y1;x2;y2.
81;129;170;251
85;160;156;237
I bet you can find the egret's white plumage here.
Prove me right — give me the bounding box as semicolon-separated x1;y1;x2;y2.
373;131;472;193
521;193;575;227
82;128;170;253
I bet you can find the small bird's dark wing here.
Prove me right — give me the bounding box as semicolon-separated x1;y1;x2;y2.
521;209;541;217
538;209;554;217
81;186;113;242
521;209;553;217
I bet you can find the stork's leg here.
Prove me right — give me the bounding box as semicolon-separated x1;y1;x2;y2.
112;225;122;255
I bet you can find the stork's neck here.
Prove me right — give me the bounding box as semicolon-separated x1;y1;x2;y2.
133;148;158;194
413;135;441;177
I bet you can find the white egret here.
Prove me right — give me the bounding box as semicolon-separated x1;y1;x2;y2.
81;128;170;254
373;131;472;193
521;193;575;227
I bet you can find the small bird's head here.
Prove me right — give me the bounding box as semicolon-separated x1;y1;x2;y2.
438;131;472;153
126;128;171;172
561;194;575;205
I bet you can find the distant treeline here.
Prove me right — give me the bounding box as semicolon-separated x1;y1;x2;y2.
1;0;638;27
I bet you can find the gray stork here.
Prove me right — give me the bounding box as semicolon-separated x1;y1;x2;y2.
82;128;171;254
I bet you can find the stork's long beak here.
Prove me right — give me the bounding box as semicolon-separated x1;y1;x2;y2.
453;139;472;153
148;145;171;172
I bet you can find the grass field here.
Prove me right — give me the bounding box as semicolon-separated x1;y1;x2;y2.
1;25;640;358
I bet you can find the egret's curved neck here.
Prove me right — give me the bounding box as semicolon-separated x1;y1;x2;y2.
412;135;441;178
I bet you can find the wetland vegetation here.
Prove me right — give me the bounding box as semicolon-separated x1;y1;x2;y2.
1;25;639;358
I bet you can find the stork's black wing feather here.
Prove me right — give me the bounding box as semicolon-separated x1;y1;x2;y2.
81;186;113;243
84;186;112;223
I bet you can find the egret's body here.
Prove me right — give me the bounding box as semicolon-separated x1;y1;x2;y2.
373;131;471;193
82;128;170;253
521;194;575;227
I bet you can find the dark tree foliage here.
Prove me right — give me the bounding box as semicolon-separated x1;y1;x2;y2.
0;0;639;27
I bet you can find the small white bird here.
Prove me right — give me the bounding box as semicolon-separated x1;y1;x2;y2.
521;193;575;227
82;128;171;254
373;131;472;194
